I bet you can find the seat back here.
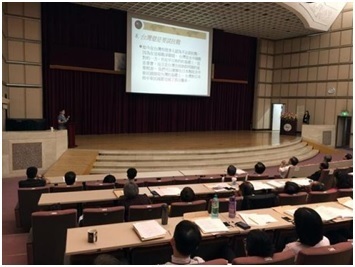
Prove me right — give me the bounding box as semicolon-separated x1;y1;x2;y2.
337;188;353;198
245;193;277;210
318;169;335;190
128;203;166;222
169;200;207;217
199;177;223;183
246;174;269;180
50;184;83;192
307;189;338;203
207;196;243;213
232;250;295;265
144;178;174;186
277;192;308;206
116;179;145;188
174;176;200;184
130;243;172;265
296;241;353;265
82;206;125;226
85;182;115;190
31;209;77;264
18;186;50;231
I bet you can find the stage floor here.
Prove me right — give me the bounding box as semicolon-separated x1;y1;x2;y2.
74;130;299;151
45;131;300;177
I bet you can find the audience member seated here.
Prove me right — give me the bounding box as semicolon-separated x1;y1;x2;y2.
283;207;330;259
307;162;329;182
323;154;332;163
283;181;301;195
227;164;238;184
245;229;274;258
254;162;266;175
180;187;196;202
165;220;204;264
335;172;353;189
238;182;254;210
103;174;116;183
64;171;76;185
278;156;299;178
343;153;352;160
121;182;151;221
310;181;326;192
18;166;48;188
127;167;137;183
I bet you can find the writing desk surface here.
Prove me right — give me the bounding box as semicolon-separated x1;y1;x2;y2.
148;183;215;195
38;187;152;206
179;168;246;176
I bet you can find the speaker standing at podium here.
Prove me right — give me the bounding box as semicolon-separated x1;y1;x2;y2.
58;109;70;130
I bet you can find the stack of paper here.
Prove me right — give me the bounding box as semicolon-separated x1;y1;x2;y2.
249;181;274;191
153;187;181;196
291;178;312;186
194;217;229;234
239;213;278;226
133;220;167;241
314;206;353;221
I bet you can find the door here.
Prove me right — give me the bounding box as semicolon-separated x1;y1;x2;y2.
272;104;284;131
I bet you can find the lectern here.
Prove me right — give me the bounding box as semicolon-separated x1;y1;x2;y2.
67;122;76;148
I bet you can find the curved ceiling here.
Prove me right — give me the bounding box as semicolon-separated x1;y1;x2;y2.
75;2;321;40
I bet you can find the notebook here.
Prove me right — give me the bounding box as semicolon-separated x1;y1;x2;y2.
133;220;167;241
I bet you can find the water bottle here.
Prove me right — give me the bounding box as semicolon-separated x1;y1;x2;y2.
161;203;168;225
211;194;219;218
228;195;236;218
221;175;225;183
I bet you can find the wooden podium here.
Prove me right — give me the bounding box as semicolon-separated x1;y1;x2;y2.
280;119;297;135
67;122;77;148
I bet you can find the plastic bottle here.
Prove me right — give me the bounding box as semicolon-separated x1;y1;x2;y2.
211;194;219;218
161;203;168;225
228;195;236;218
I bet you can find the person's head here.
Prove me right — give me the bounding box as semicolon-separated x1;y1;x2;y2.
343;153;352;160
103;174;116;183
305;110;309;115
60;109;65;115
283;181;301;195
294;207;324;246
171;220;201;257
123;182;139;199
254;162;266;174
93;254;120;265
319;161;329;170
280;160;287;167
180;187;196;202
289;156;299;166
245;229;274;257
311;181;326;191
64;171;76;185
227;165;237;176
26;166;38;179
323;155;332;163
239;181;254;196
127;168;137;180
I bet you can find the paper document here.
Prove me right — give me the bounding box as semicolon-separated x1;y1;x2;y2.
153;187;181;196
239;213;278;226
266;180;286;188
291;178;312;186
194;217;229;234
133;220;167;241
113;189;123;198
249;181;274;191
203;183;237;191
338;197;353;209
314;206;353;221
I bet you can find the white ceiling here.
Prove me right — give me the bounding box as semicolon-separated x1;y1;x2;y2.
75;2;321;40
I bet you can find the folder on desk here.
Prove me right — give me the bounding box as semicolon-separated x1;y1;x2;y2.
113;189;123;198
194;217;229;234
133;220;167;241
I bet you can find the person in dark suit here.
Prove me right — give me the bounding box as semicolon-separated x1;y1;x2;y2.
307;162;329;181
18;166;48;188
57;109;70;130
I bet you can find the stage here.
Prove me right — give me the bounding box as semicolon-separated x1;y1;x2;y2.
44;131;308;177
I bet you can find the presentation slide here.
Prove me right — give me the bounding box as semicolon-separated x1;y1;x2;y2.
126;13;213;97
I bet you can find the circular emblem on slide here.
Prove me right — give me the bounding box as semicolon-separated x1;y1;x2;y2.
283;123;292;132
135;20;143;29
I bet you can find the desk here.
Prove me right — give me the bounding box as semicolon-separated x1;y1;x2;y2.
38;188;152;206
179;168;247;176
47;171;184;185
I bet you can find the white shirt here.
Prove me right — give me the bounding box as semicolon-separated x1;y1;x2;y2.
283;236;330;260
